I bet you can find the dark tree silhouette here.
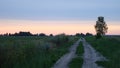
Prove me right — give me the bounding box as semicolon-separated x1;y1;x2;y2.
75;33;81;36
12;31;33;36
39;33;46;36
80;33;85;37
95;16;108;39
49;34;53;36
86;32;93;36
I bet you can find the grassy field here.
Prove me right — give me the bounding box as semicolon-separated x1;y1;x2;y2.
85;36;120;68
69;41;84;68
0;35;79;68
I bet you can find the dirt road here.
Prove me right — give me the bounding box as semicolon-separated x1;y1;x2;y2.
52;39;81;68
81;38;107;68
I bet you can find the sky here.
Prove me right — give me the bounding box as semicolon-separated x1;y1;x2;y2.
0;0;120;35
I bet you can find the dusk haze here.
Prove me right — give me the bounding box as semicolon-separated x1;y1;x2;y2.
0;0;120;35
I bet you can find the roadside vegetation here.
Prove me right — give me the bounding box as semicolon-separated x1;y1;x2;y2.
85;36;120;68
69;41;84;68
0;34;79;68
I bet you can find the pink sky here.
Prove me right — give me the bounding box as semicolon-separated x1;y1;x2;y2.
0;19;120;35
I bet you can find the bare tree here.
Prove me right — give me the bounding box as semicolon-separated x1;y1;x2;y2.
95;16;108;38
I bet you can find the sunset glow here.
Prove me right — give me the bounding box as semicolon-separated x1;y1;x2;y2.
0;19;120;35
0;0;120;35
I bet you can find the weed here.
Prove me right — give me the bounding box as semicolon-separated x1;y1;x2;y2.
86;36;120;68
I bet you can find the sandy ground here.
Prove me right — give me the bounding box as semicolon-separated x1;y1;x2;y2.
52;39;81;68
81;38;107;68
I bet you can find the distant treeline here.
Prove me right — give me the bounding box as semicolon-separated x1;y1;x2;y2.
0;31;93;36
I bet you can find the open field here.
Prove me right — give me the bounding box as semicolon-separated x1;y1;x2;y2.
1;35;120;68
85;36;120;68
0;35;79;68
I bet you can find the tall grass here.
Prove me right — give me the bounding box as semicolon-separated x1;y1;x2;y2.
0;35;79;68
69;41;84;68
85;36;120;68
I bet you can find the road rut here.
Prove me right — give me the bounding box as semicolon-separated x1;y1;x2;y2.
81;38;107;68
52;39;81;68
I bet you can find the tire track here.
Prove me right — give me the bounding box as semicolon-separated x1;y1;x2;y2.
81;38;107;68
52;39;81;68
